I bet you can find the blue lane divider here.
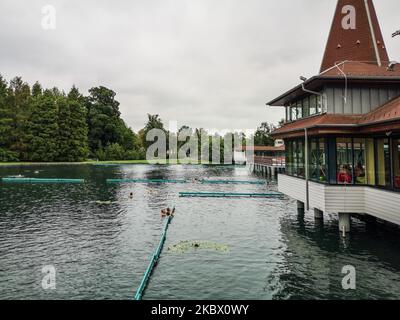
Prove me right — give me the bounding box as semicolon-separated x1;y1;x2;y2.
201;179;266;185
179;192;284;198
107;179;187;184
1;178;84;183
134;215;173;300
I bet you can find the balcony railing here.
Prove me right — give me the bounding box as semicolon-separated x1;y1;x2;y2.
251;156;285;167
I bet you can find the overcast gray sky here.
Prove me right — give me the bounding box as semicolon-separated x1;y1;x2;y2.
0;0;399;132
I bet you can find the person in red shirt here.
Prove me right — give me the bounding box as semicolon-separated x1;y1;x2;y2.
337;164;352;184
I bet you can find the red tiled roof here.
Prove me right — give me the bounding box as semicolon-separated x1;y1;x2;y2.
271;114;362;135
267;1;399;107
321;61;400;77
271;96;400;137
320;0;389;72
359;96;400;124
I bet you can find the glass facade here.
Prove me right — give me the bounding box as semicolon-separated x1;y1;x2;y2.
376;138;391;188
284;136;400;190
310;95;318;116
287;94;323;122
310;139;318;181
336;138;353;184
365;138;375;186
393;139;400;189
309;138;326;182
319;138;327;182
297;140;304;178
285;139;305;178
286;142;294;176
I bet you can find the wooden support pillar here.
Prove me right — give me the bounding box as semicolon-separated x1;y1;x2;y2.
314;208;323;220
339;213;351;234
297;201;305;215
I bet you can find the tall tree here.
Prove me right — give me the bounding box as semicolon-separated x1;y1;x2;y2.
56;87;89;161
7;77;31;160
86;86;122;155
254;122;276;146
32;81;43;97
0;75;18;161
56;95;72;161
67;87;89;161
142;114;165;149
26;90;59;161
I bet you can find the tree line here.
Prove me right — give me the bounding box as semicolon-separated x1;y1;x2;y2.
0;75;280;162
0;75;142;162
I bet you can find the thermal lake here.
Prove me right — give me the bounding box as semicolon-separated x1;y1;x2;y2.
1;164;400;300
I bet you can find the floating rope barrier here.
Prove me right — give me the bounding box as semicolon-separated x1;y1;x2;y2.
201;179;266;185
179;192;284;198
134;215;173;300
107;179;187;184
1;178;84;183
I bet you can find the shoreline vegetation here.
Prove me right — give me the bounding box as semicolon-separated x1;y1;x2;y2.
0;75;280;164
0;160;248;167
0;160;150;167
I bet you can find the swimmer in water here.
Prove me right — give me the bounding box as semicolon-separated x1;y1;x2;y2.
129;192;133;199
161;207;175;217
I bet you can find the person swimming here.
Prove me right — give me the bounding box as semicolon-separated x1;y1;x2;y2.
161;207;175;217
129;192;134;198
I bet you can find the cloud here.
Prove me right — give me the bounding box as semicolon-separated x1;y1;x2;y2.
0;0;399;132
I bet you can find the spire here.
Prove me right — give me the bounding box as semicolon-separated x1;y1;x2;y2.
320;0;389;72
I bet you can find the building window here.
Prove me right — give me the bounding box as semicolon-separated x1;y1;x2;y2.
353;139;367;185
285;138;305;178
310;95;317;115
336;138;353;184
392;138;400;189
285;106;290;122
297;140;305;178
293;140;299;176
291;105;297;121
319;138;327;182
286;140;293;175
310;138;318;181
297;101;303;119
308;137;326;183
287;95;324;122
376;138;391;188
365;138;375;186
303;97;310;118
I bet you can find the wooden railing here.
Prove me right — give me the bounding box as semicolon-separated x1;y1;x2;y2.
251;156;285;167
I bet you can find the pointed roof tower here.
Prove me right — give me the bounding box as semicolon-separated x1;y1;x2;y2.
320;0;389;72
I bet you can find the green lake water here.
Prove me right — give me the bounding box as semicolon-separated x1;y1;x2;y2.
0;164;400;300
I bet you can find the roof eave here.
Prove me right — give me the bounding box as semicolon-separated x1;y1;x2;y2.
266;76;400;107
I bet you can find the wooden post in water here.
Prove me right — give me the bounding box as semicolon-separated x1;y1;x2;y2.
338;213;351;234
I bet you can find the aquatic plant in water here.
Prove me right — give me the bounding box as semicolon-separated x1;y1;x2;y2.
167;241;229;254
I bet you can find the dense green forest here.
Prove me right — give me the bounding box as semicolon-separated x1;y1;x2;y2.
0;75;143;162
0;75;278;162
